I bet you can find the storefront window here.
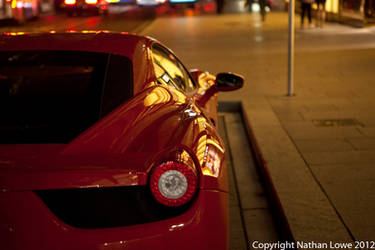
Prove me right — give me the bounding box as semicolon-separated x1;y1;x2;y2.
342;0;363;14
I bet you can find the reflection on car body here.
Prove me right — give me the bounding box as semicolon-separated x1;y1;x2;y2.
0;31;243;250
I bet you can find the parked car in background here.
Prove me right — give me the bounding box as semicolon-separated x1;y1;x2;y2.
0;0;40;23
106;0;135;5
135;0;166;7
0;31;244;250
63;0;109;15
168;0;197;8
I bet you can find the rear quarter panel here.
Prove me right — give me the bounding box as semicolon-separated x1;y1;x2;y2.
62;83;228;192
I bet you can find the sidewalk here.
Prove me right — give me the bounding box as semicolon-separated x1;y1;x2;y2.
140;8;375;245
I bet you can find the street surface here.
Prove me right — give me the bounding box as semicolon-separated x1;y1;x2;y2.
0;3;217;33
0;5;156;33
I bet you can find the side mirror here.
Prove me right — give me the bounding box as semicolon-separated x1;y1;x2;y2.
216;72;244;92
196;71;244;107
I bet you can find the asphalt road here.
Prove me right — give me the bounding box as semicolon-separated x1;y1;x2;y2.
0;5;160;33
0;3;218;33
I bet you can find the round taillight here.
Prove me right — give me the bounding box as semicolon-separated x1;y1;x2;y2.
150;161;198;207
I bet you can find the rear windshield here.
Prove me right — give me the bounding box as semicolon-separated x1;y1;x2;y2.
0;51;133;144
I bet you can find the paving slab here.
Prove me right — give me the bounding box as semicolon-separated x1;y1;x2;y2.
284;126;363;140
311;164;375;241
293;139;355;153
302;150;375;165
347;138;375;150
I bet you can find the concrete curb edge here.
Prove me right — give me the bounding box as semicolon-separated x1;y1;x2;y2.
239;101;296;245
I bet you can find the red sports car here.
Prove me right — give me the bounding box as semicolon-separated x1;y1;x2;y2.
0;32;243;250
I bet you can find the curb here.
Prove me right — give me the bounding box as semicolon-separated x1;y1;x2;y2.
239;102;295;245
218;101;295;245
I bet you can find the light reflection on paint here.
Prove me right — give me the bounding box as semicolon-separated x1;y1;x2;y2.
196;134;207;167
169;223;184;231
101;240;126;249
195;117;208;167
196;71;215;95
81;30;102;34
202;148;220;177
179;151;191;163
207;138;224;154
193;115;224;177
184;108;198;118
143;87;171;107
3;32;25;36
169;87;186;104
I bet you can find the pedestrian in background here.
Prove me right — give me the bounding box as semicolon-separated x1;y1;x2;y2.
258;0;267;21
216;0;225;14
315;0;326;27
245;0;268;21
244;0;253;12
300;0;313;28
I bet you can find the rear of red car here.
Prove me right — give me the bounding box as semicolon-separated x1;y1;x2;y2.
0;33;229;250
64;0;109;15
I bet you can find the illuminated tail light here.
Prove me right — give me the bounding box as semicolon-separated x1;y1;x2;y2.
150;161;198;207
85;0;98;4
65;0;76;4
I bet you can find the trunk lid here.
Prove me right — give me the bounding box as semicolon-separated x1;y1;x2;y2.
0;144;147;192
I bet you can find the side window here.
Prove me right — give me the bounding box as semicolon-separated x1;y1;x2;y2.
151;44;196;93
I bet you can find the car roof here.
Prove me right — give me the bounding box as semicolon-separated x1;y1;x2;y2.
0;31;154;58
0;31;160;94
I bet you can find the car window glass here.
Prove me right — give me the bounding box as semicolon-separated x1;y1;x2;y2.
100;54;133;118
153;60;173;86
151;44;196;93
0;51;132;144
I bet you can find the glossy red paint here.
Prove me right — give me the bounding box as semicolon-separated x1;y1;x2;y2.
0;32;243;250
0;190;228;250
